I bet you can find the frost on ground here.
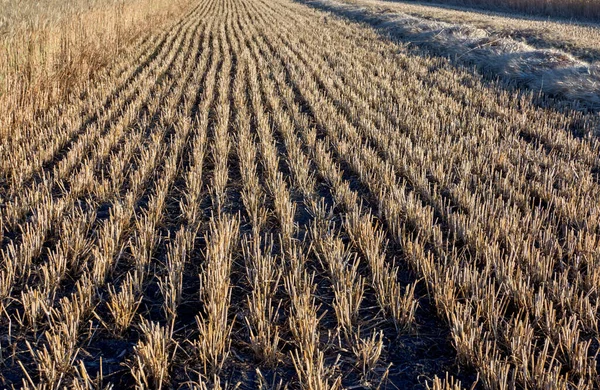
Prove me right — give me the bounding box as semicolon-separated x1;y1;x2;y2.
303;0;600;109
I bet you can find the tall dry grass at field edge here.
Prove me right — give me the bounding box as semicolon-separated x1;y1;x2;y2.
412;0;600;23
0;0;192;142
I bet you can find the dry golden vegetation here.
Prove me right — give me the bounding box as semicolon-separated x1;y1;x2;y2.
336;0;600;63
0;0;191;155
1;0;600;388
411;0;600;22
302;0;600;109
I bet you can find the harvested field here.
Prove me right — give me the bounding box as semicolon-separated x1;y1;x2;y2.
1;0;600;388
342;0;600;63
302;0;600;110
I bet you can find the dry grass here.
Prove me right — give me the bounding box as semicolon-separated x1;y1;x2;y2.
346;0;600;63
0;0;192;197
1;0;600;388
302;0;600;109
412;0;600;22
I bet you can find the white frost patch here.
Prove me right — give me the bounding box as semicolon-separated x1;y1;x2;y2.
304;0;600;108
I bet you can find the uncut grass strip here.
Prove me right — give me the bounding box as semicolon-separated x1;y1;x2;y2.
0;4;205;205
0;8;204;262
0;0;199;153
0;11;203;316
1;25;167;192
1;0;202;242
0;0;205;176
0;29;163;192
0;7;202;229
3;3;198;201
